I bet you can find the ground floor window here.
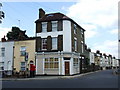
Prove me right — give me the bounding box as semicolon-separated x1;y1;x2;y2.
73;58;79;68
44;58;59;69
73;58;79;73
20;62;26;71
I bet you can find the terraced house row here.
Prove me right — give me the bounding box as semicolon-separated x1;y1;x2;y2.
0;8;119;76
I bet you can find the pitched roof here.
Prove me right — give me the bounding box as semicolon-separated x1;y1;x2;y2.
35;13;71;22
35;12;85;31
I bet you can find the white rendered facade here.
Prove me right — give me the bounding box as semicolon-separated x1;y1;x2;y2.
0;41;14;75
36;20;81;75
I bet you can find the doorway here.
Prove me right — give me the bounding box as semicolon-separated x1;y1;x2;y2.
65;62;70;75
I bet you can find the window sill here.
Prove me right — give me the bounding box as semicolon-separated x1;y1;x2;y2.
42;49;47;51
52;49;57;50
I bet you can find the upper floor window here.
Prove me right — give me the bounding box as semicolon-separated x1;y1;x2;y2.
74;37;77;51
52;21;58;32
42;22;47;32
74;40;77;51
20;46;26;56
81;29;84;35
81;41;84;53
80;29;83;38
42;38;47;50
74;24;77;34
1;47;5;57
52;37;57;50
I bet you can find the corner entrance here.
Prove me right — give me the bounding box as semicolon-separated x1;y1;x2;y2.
65;62;70;75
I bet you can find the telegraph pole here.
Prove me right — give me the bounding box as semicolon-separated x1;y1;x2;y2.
0;3;5;23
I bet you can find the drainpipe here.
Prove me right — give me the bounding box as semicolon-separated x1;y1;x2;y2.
12;46;15;75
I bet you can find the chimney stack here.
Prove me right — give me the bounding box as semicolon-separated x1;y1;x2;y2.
39;8;45;18
1;35;6;42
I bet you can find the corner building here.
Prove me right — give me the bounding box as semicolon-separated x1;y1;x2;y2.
35;9;85;75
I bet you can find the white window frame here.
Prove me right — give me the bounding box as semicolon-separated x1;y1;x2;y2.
44;58;59;69
73;58;79;67
20;46;26;56
81;41;84;53
81;29;83;34
1;47;5;57
73;58;79;72
74;24;77;34
42;38;47;50
52;37;57;50
20;62;26;71
42;22;47;32
74;37;77;51
52;21;58;32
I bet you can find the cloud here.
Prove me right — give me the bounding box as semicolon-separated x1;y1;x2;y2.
66;0;118;38
92;40;118;58
0;27;11;40
65;0;118;58
81;24;98;38
109;29;118;34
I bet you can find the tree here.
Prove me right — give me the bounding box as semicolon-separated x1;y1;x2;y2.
0;3;5;23
6;27;29;40
87;48;91;52
96;50;100;54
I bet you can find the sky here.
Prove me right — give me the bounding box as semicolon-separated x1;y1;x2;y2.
0;0;119;58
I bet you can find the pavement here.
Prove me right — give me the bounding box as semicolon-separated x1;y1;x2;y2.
0;70;104;81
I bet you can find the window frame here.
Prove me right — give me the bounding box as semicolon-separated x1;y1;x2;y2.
74;37;77;51
1;47;5;57
42;22;47;32
73;58;79;68
20;46;26;56
81;41;84;53
41;38;47;50
52;21;58;32
44;58;59;69
20;62;26;71
52;37;57;50
74;24;77;34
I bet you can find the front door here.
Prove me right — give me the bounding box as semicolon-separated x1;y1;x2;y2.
65;62;70;75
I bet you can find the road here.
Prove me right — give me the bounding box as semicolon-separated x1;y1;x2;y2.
2;70;119;88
